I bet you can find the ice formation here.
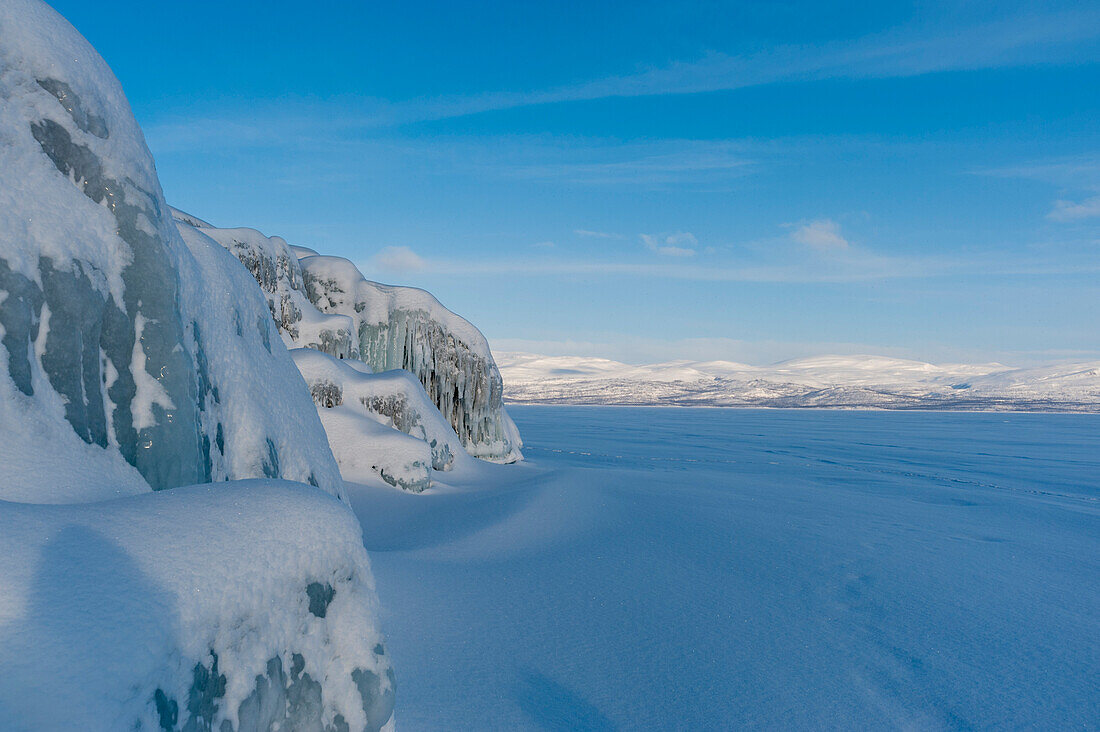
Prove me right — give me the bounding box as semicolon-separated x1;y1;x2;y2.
0;1;392;728
173;213;523;469
302;255;523;463
293;348;477;490
0;0;341;498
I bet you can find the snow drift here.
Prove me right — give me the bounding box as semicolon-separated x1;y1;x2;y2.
0;482;394;732
293;348;471;483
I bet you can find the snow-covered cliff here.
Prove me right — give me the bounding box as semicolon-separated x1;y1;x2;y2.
173;214;523;469
302;255;522;463
0;1;393;728
0;0;343;498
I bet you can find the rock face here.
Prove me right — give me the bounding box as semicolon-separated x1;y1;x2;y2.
0;2;392;728
0;0;342;499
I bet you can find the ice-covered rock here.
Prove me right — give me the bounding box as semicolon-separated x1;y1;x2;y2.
176;213;524;465
178;221;360;362
0;0;341;498
0;480;394;731
294;348;470;477
0;2;391;724
302;255;523;463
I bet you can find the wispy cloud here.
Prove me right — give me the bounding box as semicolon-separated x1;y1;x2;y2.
642;232;698;257
356;7;1100;128
144;6;1100;152
360;235;1100;285
495;141;754;186
372;245;426;272
973;154;1100;187
973;154;1100;223
532;240;556;249
789;219;850;250
574;229;625;239
1048;194;1100;221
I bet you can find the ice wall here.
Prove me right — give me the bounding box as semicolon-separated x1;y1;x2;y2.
303;256;523;463
179;214;524;466
0;0;341;498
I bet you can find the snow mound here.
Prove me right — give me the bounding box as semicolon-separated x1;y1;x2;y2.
302;255;523;462
0;0;342;497
0;480;394;731
318;403;433;493
293;348;470;476
177;225;344;494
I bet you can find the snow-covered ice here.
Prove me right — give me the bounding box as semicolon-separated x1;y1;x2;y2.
356;406;1099;729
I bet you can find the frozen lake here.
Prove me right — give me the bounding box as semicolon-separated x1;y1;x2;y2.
353;407;1100;729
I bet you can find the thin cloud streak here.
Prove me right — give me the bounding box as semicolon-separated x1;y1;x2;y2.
574;230;625;239
1048;194;1100;221
144;6;1100;147
353;6;1100;128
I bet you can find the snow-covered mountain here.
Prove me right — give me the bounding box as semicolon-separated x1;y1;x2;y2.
498;352;1100;411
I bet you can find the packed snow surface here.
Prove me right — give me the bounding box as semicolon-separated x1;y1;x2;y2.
358;407;1099;729
498;352;1100;411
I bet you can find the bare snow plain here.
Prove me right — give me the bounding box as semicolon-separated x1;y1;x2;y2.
354;406;1099;729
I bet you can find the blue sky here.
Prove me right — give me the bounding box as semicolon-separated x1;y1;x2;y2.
52;0;1100;365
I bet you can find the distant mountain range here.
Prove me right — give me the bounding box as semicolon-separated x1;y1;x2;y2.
497;352;1100;411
